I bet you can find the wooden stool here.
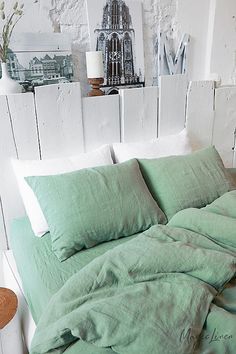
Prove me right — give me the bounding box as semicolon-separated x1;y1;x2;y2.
0;288;18;329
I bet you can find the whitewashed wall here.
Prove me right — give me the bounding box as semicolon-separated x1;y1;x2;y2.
206;0;236;85
1;0;179;92
175;0;211;81
1;0;203;88
2;0;236;89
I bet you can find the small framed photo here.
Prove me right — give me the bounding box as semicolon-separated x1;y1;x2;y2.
1;33;74;92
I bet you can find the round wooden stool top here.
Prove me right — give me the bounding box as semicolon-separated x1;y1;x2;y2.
0;287;18;329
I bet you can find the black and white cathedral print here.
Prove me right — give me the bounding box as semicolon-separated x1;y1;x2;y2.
87;0;145;94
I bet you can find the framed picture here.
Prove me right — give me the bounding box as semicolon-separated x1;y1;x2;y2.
86;0;145;94
0;33;74;92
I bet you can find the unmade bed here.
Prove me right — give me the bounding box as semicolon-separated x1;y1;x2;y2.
7;146;236;354
10;190;236;354
1;77;236;354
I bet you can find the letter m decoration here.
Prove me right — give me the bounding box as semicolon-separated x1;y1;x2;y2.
157;32;190;78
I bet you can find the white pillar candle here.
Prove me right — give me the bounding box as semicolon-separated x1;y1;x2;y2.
86;51;104;79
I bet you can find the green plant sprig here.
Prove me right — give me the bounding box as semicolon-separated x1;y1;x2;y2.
0;1;24;63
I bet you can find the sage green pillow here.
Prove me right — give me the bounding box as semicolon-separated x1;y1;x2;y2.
26;159;166;261
138;147;235;221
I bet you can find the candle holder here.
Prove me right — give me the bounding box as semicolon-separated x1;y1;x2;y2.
88;78;105;97
86;51;105;97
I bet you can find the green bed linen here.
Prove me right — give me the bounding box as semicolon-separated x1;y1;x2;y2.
10;219;140;354
138;147;235;221
30;191;236;354
9;217;138;354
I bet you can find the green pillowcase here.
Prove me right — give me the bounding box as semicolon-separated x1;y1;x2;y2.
138;147;235;221
26;159;166;261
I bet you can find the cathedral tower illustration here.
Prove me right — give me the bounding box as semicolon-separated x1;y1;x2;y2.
95;0;141;87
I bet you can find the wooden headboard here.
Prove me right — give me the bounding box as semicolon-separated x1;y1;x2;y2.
0;74;236;250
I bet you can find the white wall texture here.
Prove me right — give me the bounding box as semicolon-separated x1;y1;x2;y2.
12;0;179;91
207;0;236;85
1;0;236;92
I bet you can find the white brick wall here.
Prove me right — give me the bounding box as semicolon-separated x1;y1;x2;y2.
2;1;236;91
1;0;177;93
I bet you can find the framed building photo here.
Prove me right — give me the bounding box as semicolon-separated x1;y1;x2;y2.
86;0;145;94
0;33;73;92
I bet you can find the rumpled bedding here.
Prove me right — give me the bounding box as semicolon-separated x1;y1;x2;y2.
30;191;236;354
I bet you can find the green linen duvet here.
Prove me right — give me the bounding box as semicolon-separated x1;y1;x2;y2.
30;191;236;354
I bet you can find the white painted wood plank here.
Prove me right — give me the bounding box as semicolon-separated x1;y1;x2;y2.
120;86;158;142
186;81;215;150
0;253;3;351
1;312;25;354
83;95;120;151
35;83;84;159
3;251;34;353
0;332;3;354
0;249;4;285
158;75;188;136
6;93;40;160
0;198;6;250
213;86;236;167
0;93;41;250
0;95;24;250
